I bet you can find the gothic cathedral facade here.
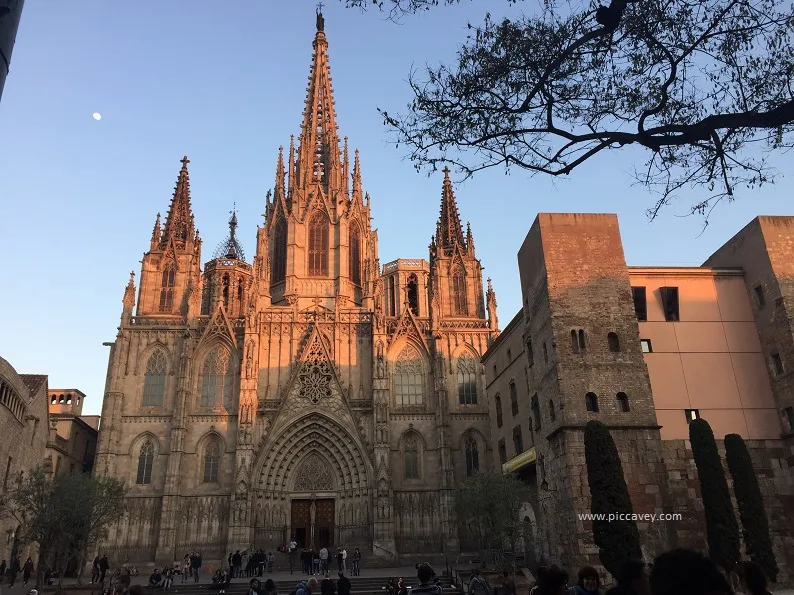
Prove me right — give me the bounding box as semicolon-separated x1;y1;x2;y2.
95;11;499;564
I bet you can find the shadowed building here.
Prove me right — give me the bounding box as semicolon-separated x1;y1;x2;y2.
46;389;99;475
94;9;497;565
0;0;25;101
483;213;794;581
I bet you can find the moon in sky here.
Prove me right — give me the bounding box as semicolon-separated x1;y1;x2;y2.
92;113;102;121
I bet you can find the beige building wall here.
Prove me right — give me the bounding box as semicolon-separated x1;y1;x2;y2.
47;389;99;475
629;268;781;440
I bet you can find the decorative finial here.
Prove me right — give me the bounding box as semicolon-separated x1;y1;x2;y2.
129;271;135;282
181;155;190;168
316;2;325;32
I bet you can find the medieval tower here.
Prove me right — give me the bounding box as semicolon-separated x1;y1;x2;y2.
95;9;498;564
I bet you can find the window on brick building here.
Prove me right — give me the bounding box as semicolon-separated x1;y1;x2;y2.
754;285;766;308
771;351;784;376
513;426;523;456
617;392;630;412
510;381;519;415
394;346;424;406
685;409;700;423
782;407;793;432
641;339;653;353
495;394;503;428
578;330;586;351
608;332;621;352
350;224;362;286
549;399;556;422
457;355;478;405
571;330;579;353
200;347;233;409
585;392;599;412
202;438;220;484
543;342;548;363
660;287;680;321
159;264;176;312
465;435;480;476
142;349;167;407
407;273;419;315
308;211;330;276
136;441;154;485
498;439;507;465
632;286;647;321
526;341;534;367
531;395;541;431
272;216;287;285
507;348;512;362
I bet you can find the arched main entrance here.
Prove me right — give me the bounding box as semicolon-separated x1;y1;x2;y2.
252;412;373;549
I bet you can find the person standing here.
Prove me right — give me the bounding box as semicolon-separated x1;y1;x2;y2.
341;548;347;573
10;556;21;587
22;557;34;586
91;556;101;584
337;572;351;595
319;547;329;576
351;549;361;577
191;551;202;583
99;554;110;587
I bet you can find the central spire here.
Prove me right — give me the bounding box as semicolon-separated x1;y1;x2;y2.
296;5;341;192
160;155;196;249
437;167;467;255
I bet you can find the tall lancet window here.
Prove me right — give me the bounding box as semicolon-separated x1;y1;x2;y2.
349;224;362;286
407;274;419;316
394;345;424;406
222;274;230;310
203;438;221;483
403;433;420;480
159;264;176;312
465;434;480;476
452;266;468;315
272;217;287;285
308;212;329;277
457;355;478;405
200;347;232;409
136;440;154;485
142;350;167;407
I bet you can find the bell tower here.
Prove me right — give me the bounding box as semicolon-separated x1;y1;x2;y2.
259;8;378;310
137;156;203;318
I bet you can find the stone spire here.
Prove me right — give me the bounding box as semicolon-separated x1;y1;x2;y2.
213;207;246;261
275;145;286;198
160;156;196;249
352;148;363;202
436;167;466;255
486;277;498;332
122;271;136;319
150;213;161;250
296;6;341;191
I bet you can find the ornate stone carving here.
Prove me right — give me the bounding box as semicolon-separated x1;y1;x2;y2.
299;334;333;404
293;454;335;492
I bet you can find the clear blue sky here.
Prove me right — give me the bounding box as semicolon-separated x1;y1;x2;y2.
0;1;790;415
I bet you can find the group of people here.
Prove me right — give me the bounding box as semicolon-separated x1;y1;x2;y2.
227;550;276;577
293;570;354;595
147;567;177;589
0;556;37;587
298;547;361;576
525;549;774;595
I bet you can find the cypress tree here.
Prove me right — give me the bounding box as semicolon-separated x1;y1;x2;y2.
724;433;778;582
584;420;642;578
688;418;740;570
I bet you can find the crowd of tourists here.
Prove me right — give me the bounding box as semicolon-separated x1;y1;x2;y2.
296;546;361;576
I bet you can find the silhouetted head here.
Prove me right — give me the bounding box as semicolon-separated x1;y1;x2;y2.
739;561;768;595
417;564;434;584
650;549;734;595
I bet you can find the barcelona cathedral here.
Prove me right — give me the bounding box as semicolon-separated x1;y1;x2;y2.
95;9;499;564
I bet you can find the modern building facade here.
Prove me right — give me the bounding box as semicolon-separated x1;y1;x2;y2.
483;213;794;581
95;10;498;565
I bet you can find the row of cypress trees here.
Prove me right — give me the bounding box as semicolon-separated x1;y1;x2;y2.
582;419;778;581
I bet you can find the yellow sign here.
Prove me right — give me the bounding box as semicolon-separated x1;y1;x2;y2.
502;447;536;473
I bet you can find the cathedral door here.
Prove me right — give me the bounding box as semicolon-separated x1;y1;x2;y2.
291;500;311;548
316;499;334;548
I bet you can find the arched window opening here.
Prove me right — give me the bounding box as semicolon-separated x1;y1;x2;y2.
452;266;467;315
222;274;230;310
617;392;630;412
571;330;579;353
136;441;154;485
608;332;621;352
388;276;396;316
531;395;541;431
404;434;420;480
407;273;419;316
237;280;244;307
159;264;176;312
495;394;503;428
549;399;556;422
542;342;548;363
142;350;167;407
510;381;519;415
349;225;361;286
464;435;480;476
200;347;232;409
585;392;599;412
394;345;424;406
272;217;287;285
203;439;221;483
308;212;329;277
457;355;478;405
578;330;586;350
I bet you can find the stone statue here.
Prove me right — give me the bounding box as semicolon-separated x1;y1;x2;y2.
376;355;385;378
246;349;254;378
310;499;316;524
316;7;325;32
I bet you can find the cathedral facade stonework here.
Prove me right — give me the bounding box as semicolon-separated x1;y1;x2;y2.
95;12;498;565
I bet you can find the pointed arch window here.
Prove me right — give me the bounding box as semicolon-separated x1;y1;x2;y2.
142;350;167;407
272;216;287;285
451;266;467;315
203;438;221;483
349;224;362;286
457;355;478;405
308;212;329;277
200;347;232;409
222;274;230;310
403;433;420;480
464;435;480;476
159;264;176;312
407;273;419;316
136;440;154;485
394;345;424;406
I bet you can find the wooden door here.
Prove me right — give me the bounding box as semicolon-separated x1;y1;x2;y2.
291;499;311;546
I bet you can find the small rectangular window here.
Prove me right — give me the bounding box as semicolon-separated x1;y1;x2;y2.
510;382;519;416
507;348;512;362
754;285;766;308
3;457;11;491
513;426;523;456
526;340;534;367
492;364;497;377
640;339;653;353
772;352;784;376
685;409;700;423
660;287;680;322
632;286;647;321
498;440;507;464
